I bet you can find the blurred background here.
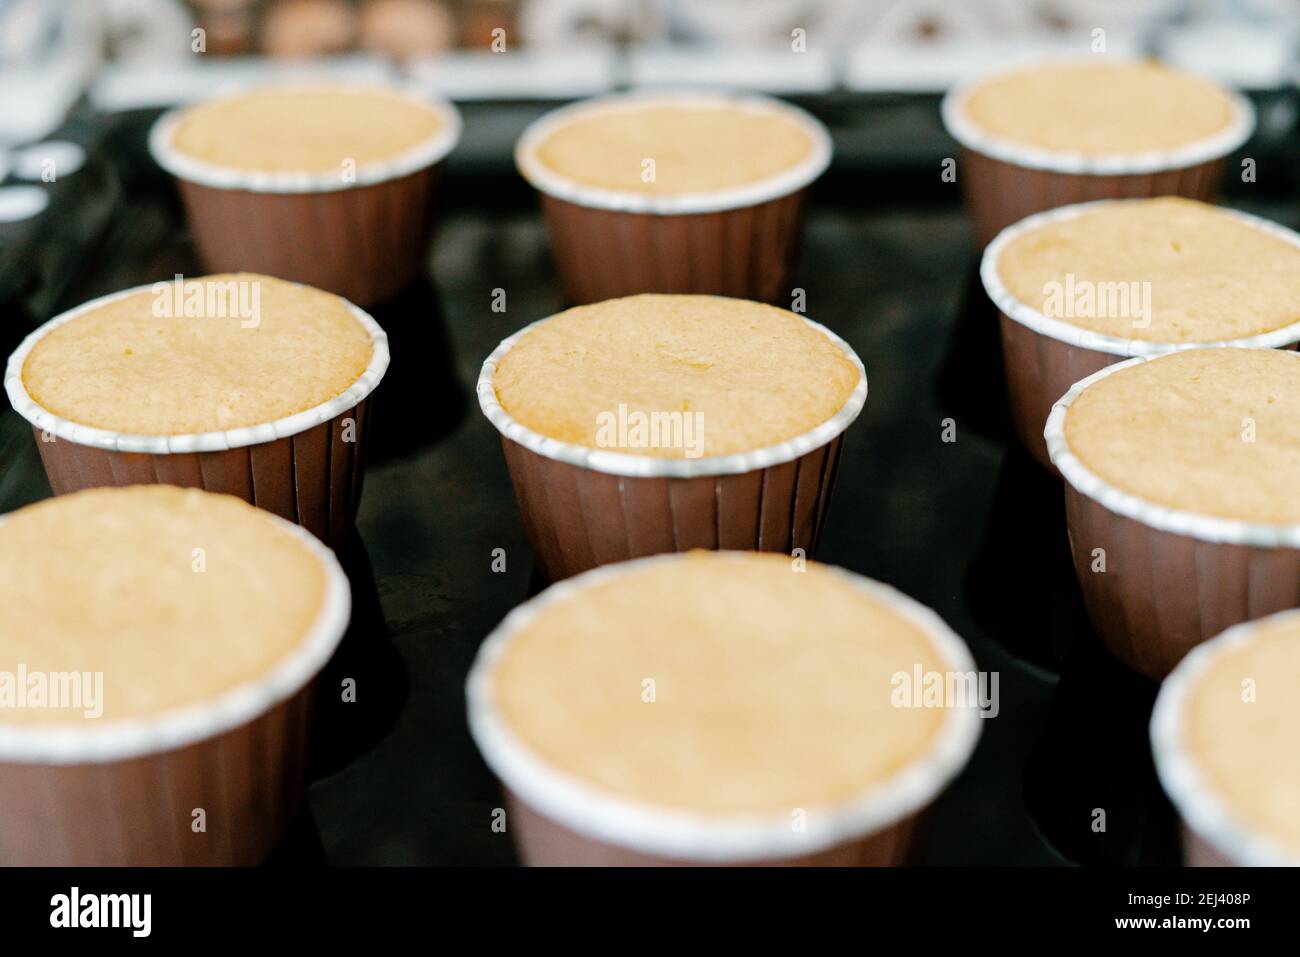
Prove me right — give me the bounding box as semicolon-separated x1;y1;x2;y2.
2;0;1298;324
0;0;1297;865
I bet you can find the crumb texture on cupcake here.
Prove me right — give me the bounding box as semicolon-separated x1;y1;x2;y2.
492;294;859;458
960;61;1236;155
531;100;814;195
0;486;327;723
22;273;373;435
490;551;950;814
997;198;1300;342
169;85;445;173
1064;349;1300;523
1184;613;1300;857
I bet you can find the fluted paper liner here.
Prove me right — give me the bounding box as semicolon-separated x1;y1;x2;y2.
516;90;832;305
466;553;982;865
941;60;1254;247
149;83;462;307
0;514;351;865
1046;355;1300;679
4;282;390;549
1150;609;1300;866
983;200;1300;469
478;312;867;582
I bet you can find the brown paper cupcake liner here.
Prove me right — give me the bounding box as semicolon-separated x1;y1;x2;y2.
478;312;866;582
466;554;982;866
1151;609;1300;866
498;431;843;583
941;62;1254;247
0;515;351;866
505;790;923;866
1047;358;1300;680
957;148;1225;249
516;90;832;306
983;200;1300;470
4;283;389;549
1181;826;1236;867
538;190;808;305
149;84;462;308
173;169;443;308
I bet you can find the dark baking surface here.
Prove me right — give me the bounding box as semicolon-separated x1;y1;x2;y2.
2;94;1296;866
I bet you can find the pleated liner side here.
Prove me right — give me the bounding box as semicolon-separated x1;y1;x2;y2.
1064;488;1300;680
501;432;845;583
176;166;442;309
505;790;925;867
0;687;316;866
32;398;372;550
539;189;809;306
960;148;1224;250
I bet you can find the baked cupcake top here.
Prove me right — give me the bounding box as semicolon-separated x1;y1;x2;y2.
167;85;446;174
996;198;1300;342
21;273;374;435
1063;349;1300;523
0;486;328;724
958;61;1237;156
524;95;817;196
1181;613;1300;856
487;551;955;814
491;294;861;459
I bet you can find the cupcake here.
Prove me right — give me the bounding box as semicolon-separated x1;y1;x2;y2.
515;90;832;305
467;550;982;865
478;294;867;582
0;485;350;865
984;197;1300;467
149;82;461;307
4;273;388;548
1046;348;1300;679
1151;609;1300;865
942;60;1253;247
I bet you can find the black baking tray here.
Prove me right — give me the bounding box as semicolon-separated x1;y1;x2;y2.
1;92;1296;866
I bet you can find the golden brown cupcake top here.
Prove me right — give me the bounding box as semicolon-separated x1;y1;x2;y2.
489;551;952;814
168;84;445;173
22;274;373;435
997;198;1300;342
0;486;328;723
1064;349;1300;523
491;294;860;458
959;61;1237;155
528;97;816;195
1183;613;1300;856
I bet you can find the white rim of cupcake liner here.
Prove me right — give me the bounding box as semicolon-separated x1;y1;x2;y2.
1045;352;1300;549
981;198;1300;357
4;279;390;455
1150;607;1300;867
514;88;833;215
940;60;1255;176
466;552;984;863
476;308;868;479
0;504;351;764
148;81;462;194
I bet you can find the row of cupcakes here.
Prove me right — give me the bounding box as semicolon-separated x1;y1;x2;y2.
4;65;857;860
939;58;1298;868
4;271;1296;866
144;57;1255;312
466;56;1298;864
146;78;831;309
2;55;1295;867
